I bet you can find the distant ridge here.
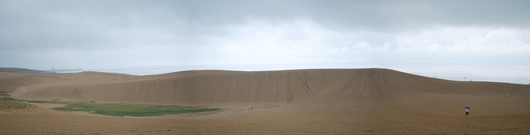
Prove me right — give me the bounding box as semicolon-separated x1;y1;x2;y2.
0;67;50;73
0;67;83;73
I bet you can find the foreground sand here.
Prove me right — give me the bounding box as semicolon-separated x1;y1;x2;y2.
1;111;528;134
1;68;529;134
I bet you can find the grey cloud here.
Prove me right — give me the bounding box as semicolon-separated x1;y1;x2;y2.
1;0;529;69
173;0;530;31
2;0;529;50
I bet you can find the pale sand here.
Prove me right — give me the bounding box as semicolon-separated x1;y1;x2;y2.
1;68;529;134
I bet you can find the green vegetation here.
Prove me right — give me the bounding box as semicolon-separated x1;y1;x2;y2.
1;97;220;117
52;103;220;117
0;91;8;96
0;97;35;109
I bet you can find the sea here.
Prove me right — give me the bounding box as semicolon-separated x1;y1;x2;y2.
53;64;530;85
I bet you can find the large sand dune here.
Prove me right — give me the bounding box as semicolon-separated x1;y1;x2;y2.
7;69;530;117
2;68;529;134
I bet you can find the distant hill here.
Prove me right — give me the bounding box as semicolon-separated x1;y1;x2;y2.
0;67;51;73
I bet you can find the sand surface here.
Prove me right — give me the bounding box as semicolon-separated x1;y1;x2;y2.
1;68;529;134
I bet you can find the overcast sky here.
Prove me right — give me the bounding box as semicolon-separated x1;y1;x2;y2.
1;0;530;70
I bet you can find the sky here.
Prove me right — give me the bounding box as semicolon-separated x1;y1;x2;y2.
1;0;530;71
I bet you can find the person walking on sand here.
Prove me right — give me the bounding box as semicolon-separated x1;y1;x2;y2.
465;107;470;117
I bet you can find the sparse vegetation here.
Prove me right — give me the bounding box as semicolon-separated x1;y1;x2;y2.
0;97;35;109
52;103;220;117
0;91;8;96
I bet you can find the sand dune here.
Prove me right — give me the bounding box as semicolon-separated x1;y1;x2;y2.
7;69;530;118
2;68;530;134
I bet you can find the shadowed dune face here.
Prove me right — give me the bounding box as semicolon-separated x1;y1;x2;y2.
8;69;530;118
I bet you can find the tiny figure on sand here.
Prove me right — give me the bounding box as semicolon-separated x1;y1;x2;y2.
465;107;470;117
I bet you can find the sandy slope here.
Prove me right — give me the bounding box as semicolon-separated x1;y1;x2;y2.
1;68;530;134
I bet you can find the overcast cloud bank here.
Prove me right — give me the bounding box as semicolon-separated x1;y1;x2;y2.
1;0;529;70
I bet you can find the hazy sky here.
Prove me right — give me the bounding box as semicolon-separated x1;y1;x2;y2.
1;0;530;70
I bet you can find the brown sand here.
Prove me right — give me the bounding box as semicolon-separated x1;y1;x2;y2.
1;68;529;134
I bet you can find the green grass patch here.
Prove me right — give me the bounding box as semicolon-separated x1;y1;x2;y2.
1;98;221;117
0;91;8;94
0;97;35;109
52;103;220;117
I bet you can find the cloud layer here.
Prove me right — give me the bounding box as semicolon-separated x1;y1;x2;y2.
1;0;529;69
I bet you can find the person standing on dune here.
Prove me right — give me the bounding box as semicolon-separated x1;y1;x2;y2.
466;107;470;117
